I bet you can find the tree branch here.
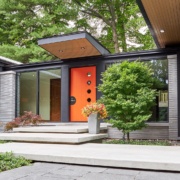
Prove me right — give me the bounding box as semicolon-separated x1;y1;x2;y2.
73;0;112;26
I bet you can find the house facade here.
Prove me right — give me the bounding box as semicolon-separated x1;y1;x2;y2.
0;0;180;140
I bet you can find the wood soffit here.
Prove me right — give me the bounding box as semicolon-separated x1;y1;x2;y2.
40;38;101;59
38;32;109;60
141;0;180;48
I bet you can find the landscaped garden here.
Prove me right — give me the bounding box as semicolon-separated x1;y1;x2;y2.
0;141;31;172
103;139;176;146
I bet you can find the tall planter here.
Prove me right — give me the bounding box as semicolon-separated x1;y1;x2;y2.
88;113;100;134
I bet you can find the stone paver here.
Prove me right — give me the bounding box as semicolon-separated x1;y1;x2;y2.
0;162;180;180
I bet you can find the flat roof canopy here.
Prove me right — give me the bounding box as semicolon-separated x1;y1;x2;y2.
137;0;180;48
38;31;110;60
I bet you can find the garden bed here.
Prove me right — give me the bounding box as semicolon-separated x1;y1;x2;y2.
0;141;32;172
103;139;179;146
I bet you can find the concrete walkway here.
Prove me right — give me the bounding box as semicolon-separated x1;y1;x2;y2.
0;142;180;172
0;162;180;180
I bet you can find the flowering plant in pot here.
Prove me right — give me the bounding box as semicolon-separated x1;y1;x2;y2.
82;103;107;134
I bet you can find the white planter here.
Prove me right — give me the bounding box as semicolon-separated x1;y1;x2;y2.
88;113;100;134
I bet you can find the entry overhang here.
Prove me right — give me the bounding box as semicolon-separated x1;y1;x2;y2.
137;0;180;48
38;31;110;60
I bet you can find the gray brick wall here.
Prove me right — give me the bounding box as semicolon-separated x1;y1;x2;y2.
108;123;169;139
168;55;178;140
0;71;16;125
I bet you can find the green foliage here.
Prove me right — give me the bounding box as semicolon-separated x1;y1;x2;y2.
0;0;155;62
5;111;43;131
98;61;157;140
0;152;31;172
103;139;171;146
0;44;53;63
146;59;168;89
0;0;77;62
73;0;155;53
0;140;8;144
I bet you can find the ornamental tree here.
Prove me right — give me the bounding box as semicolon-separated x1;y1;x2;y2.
98;61;156;141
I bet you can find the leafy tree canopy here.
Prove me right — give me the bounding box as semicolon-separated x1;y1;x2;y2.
0;0;155;63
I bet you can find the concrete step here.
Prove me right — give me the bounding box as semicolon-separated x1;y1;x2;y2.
37;122;110;126
13;126;89;133
13;125;107;133
0;142;180;172
0;133;107;144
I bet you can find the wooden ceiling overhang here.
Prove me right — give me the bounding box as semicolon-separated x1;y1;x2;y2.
137;0;180;48
38;31;110;60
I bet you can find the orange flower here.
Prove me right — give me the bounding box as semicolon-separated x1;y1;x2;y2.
82;103;107;119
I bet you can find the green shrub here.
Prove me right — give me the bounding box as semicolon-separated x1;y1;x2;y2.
0;152;31;172
4;111;43;131
0;140;8;144
103;139;171;146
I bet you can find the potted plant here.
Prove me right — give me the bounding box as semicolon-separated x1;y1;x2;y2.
82;103;107;134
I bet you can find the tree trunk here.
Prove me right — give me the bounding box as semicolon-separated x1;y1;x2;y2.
107;2;120;53
112;24;120;53
122;132;126;141
127;132;130;141
120;23;127;52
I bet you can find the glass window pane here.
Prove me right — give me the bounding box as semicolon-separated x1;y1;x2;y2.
19;72;37;115
146;59;168;122
39;69;61;121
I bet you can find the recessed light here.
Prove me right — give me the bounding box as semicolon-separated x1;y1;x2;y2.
81;47;85;50
160;29;165;33
59;50;64;53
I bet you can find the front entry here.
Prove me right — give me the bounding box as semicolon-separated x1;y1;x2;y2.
50;79;61;121
70;66;96;121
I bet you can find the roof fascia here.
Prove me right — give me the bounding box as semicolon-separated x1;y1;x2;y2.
136;0;161;48
4;48;177;71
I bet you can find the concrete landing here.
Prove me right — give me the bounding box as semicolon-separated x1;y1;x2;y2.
13;125;107;133
13;126;89;133
0;142;180;172
0;133;107;144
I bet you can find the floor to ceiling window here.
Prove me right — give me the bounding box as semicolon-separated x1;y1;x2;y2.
39;69;61;121
18;71;37;115
146;59;168;122
105;58;168;122
17;68;61;121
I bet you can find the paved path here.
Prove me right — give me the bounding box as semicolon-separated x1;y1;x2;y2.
1;142;180;171
0;162;180;180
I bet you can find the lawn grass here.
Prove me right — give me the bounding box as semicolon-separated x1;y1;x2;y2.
103;139;172;146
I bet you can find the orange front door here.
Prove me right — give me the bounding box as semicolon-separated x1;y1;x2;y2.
70;66;96;121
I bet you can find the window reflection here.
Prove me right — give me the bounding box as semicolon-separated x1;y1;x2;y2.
146;59;168;122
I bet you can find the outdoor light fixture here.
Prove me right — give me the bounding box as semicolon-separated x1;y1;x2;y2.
59;50;64;53
81;47;86;50
160;29;165;33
